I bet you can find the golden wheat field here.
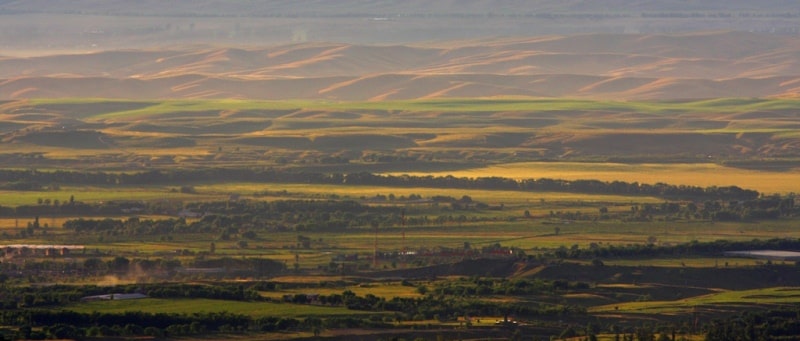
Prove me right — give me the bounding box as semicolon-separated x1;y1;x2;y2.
393;162;800;194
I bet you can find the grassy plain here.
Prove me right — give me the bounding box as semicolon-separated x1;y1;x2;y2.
260;282;421;301
36;97;797;120
591;287;800;314
65;298;374;318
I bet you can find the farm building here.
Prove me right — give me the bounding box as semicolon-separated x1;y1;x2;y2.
723;250;800;261
81;293;148;301
2;244;84;258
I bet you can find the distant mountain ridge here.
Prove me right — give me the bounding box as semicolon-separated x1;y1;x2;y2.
1;32;799;100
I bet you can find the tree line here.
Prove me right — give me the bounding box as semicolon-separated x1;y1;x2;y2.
705;309;800;341
59;199;399;235
551;195;796;223
0;168;760;200
549;238;800;260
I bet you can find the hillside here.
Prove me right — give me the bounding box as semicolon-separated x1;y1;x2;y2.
1;32;800;100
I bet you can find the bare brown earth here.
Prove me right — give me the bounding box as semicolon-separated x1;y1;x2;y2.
2;31;800;101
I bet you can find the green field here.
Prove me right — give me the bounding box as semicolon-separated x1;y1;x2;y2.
591;287;800;314
3;98;800;176
65;298;374;318
261;282;421;301
23;98;797;120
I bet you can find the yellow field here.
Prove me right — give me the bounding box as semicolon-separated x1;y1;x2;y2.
392;162;800;194
196;182;663;205
260;282;421;300
0;186;221;207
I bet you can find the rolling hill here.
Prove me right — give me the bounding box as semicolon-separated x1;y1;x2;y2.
1;32;800;101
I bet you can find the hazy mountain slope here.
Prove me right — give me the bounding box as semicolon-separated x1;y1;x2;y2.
1;32;800;100
1;0;798;50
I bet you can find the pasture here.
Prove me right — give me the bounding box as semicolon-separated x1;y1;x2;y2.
26;97;800;121
65;298;373;318
590;287;800;314
260;282;421;301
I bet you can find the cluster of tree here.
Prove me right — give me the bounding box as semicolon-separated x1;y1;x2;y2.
53;198;508;237
341;173;760;201
705;309;800;341
1;199;148;217
558;323;679;341
0;310;258;339
0;284;113;309
280;289;584;321
361;153;418;163
551;195;796;223
0;309;391;340
61;200;402;234
189;199;399;230
146;283;262;301
430;277;590;297
0;168;760;201
63;217;180;235
0;180;46;191
549;238;800;260
704;195;795;221
0;282;271;310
